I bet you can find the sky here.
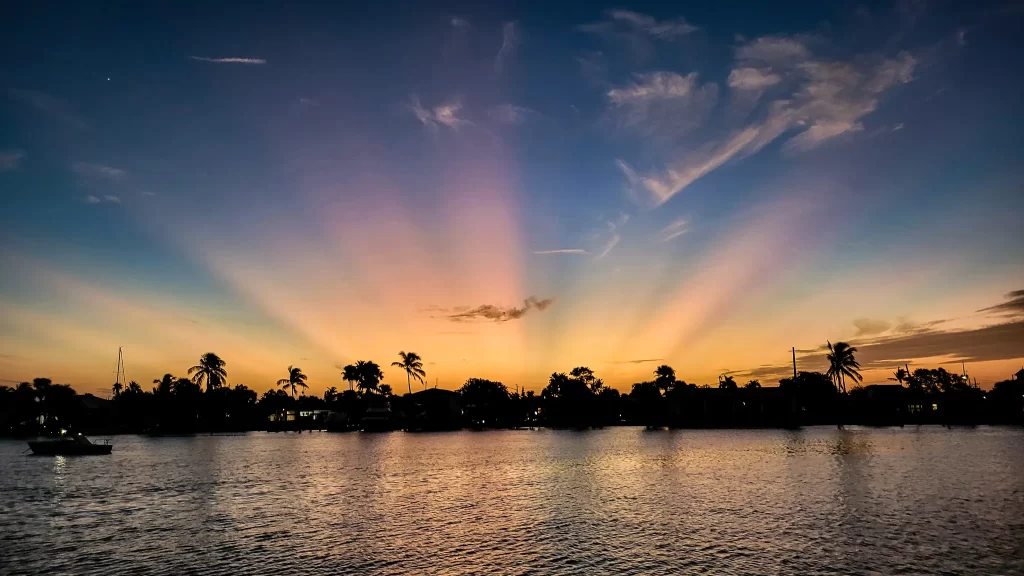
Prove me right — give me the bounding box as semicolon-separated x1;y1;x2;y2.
1;1;1023;397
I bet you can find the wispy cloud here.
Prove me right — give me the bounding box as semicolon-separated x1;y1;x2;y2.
490;103;536;125
71;162;127;180
581;10;698;39
854;318;892;336
84;194;120;205
658;217;689;242
977;289;1024;318
626;34;917;205
0;150;24;171
595;235;621;260
451;17;470;29
409;95;471;131
728;67;781;90
495;22;516;73
448;296;554;322
611;358;664;364
607;72;718;140
189;56;266;64
9;89;87;128
533;249;588;255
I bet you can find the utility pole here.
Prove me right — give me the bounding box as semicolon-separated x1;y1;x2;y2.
792;347;797;379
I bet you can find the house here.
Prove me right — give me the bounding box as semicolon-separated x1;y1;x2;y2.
406;388;462;431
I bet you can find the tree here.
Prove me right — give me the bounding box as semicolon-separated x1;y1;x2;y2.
354;360;384;395
826;341;862;393
324;387;339;402
570;366;603;392
889;367;908;386
112;381;123;397
152;374;175;396
654;365;676;394
391;351;426;394
189;352;228;392
277;365;308;399
745;379;761;389
379;384;393;397
341;364;359;392
719;375;738;390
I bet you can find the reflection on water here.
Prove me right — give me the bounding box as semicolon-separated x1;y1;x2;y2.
1;427;1022;575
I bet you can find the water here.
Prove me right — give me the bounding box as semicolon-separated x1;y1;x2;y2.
1;427;1022;575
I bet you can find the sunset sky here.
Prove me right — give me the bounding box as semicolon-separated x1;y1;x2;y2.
1;1;1022;396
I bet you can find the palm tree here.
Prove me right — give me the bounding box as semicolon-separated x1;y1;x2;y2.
355;360;384;395
277;365;308;399
341;364;359;392
153;373;174;396
112;381;123;397
745;379;761;389
826;341;863;394
391;351;426;394
719;375;738;390
379;384;393;397
324;387;338;402
889;367;908;386
654;365;676;394
189;352;227;392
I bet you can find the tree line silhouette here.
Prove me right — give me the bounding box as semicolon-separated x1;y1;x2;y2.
2;343;1022;436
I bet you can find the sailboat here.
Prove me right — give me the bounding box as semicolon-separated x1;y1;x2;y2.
27;348;123;456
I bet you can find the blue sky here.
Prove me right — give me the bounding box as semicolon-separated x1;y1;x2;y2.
1;1;1022;394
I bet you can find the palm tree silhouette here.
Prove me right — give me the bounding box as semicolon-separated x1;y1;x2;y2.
379;384;393;397
654;365;676;394
112;381;123;397
355;360;384;395
277;365;308;399
188;352;227;392
745;379;761;389
341;364;359;392
391;351;427;394
889;367;908;385
719;375;738;390
826;341;862;393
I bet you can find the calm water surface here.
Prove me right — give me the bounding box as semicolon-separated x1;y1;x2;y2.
1;427;1023;575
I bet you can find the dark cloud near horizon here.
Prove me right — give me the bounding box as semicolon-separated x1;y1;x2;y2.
977;289;1024;317
448;297;554;322
734;291;1024;382
611;358;663;364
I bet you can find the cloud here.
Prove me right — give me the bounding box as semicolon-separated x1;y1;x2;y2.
448;296;554;322
495;22;516;73
853;318;892;336
627;37;917;205
71;162;126;180
533;249;588;255
595;235;620;260
611;358;664;364
451;17;470;28
189;56;266;64
409;95;471;131
658;217;689;242
83;195;120;205
490;103;536;125
582;10;698;39
0;150;24;171
9;89;87;128
854;320;1024;366
735;36;810;65
607;72;718;140
608;71;697;103
728;67;781;90
977;289;1024;318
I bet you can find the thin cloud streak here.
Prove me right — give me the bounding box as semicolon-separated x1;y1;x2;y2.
534;249;588;255
448;297;554;322
190;56;266;64
0;150;24;171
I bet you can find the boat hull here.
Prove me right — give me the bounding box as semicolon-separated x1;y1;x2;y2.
27;441;112;456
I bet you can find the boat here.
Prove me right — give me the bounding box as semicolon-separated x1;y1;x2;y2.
28;434;113;456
